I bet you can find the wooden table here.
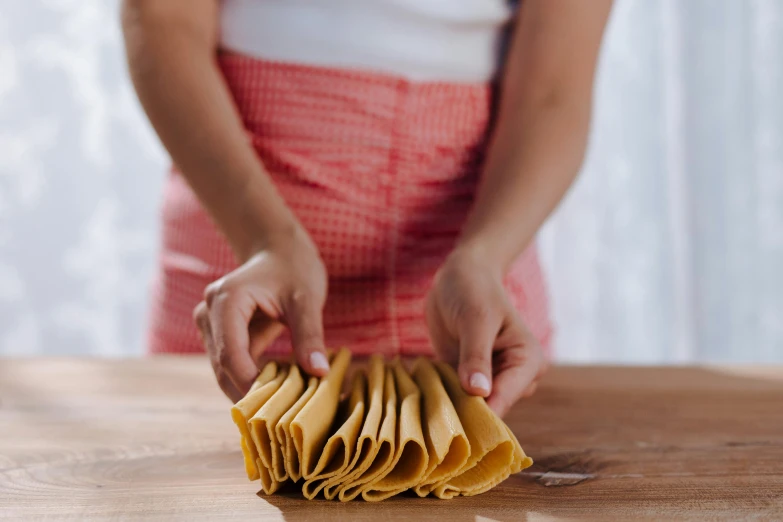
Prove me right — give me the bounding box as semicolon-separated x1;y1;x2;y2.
1;359;782;521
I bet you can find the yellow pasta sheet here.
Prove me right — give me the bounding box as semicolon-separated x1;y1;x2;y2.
229;350;532;501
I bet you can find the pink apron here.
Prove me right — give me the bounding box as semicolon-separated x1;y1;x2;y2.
147;54;552;357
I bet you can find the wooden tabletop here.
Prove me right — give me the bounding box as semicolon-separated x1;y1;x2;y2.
1;358;782;521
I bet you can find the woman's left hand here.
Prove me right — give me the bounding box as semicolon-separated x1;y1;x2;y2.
425;250;548;417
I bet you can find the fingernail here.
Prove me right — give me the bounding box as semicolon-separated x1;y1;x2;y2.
469;372;491;394
309;352;330;372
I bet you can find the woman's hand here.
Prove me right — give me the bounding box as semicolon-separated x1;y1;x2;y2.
426;250;547;417
193;227;329;402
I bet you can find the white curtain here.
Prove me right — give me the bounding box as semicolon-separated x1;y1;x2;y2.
1;0;781;362
540;0;783;363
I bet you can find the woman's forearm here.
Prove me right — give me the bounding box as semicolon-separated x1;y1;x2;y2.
455;0;613;275
122;0;300;261
457;89;592;275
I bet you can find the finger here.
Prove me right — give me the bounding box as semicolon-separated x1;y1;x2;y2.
213;361;244;403
193;300;211;351
521;381;538;398
248;315;286;363
457;308;500;398
284;291;329;377
486;343;543;417
194;301;242;401
208;290;260;395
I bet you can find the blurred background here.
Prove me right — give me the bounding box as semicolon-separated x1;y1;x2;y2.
0;0;781;363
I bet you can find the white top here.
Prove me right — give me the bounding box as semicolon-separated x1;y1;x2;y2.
219;0;515;83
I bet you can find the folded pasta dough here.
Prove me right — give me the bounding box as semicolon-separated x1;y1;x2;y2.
249;365;305;493
275;374;319;482
337;366;397;502
456;426;534;499
301;371;366;499
431;362;531;498
410;357;470;497
361;360;428;502
250;363;279;393
291;348;352;479
231;354;530;501
451;427;532;499
324;354;385;500
230;362;284;481
505;424;533;474
251;368;291;494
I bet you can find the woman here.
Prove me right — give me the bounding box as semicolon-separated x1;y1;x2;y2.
122;0;612;416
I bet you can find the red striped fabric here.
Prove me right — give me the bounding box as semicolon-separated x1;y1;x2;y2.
147;54;553;357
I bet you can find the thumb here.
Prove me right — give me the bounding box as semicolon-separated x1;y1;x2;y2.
457;312;499;398
425;293;458;366
285;293;330;377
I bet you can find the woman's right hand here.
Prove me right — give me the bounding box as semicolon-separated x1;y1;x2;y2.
193;226;329;402
122;0;330;402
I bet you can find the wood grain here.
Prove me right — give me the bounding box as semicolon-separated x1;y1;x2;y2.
1;358;782;521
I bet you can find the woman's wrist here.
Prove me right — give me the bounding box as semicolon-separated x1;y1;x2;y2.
230;175;310;262
447;239;506;282
234;211;314;263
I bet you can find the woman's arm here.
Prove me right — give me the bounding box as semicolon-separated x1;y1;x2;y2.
122;0;331;400
121;0;297;260
427;0;613;416
455;0;613;274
